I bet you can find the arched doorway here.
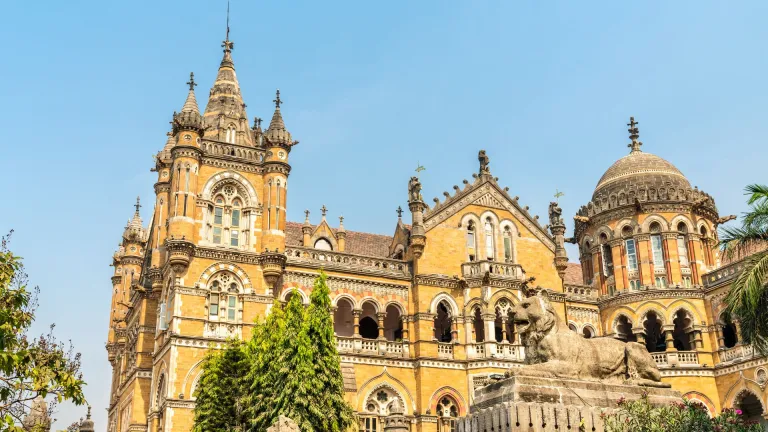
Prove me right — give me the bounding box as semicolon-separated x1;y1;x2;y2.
334;298;354;337
643;312;664;352
472;307;484;342
735;391;767;427
615;315;637;342
672;309;692;351
721;312;738;348
383;304;403;341
359;301;379;339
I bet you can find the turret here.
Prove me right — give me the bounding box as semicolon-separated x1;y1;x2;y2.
548;201;569;281
407;176;427;259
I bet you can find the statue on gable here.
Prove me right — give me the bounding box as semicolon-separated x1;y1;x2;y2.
478;150;490;175
548;201;564;227
408;176;422;203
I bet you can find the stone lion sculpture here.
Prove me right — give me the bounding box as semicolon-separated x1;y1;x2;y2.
510;290;668;387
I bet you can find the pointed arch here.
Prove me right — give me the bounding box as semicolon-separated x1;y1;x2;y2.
430;292;459;316
641;215;670;233
201;171;258;205
357;368;415;414
197;262;252;292
429;386;468;417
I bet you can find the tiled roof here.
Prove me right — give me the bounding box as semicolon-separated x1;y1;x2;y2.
563;262;583;285
720;241;768;266
284;222;393;258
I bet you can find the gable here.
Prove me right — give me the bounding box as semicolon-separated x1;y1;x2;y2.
423;180;555;252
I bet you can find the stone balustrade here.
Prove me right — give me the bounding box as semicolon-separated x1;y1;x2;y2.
438;342;454;359
285;247;410;278
704;261;746;288
203;322;242;340
461;261;525;280
335;336;409;358
651;350;699;367
564;284;598;299
720;344;754;363
201;141;264;162
467;342;525;361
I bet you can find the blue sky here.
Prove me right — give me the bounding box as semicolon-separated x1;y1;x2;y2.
1;0;767;428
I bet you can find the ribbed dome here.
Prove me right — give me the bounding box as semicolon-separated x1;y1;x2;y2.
592;151;691;201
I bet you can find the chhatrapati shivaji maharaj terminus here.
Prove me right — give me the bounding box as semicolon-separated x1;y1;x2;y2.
105;34;768;432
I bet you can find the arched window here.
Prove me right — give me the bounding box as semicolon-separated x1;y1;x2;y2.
582;326;595;339
600;233;613;277
502;226;514;262
207;274;240;322
360;301;379;340
434;301;453;342
700;226;712;267
568;323;578;332
314;238;333;250
735;391;766;426
225;125;236;144
208;184;250;247
649;222;666;287
437;396;459;432
472;307;484;343
384;304;403;341
212;196;224;244
466;221;477;262
720;312;738;348
484;218;495;260
155;374;166;408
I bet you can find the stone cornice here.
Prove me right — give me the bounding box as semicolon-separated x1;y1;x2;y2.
415;274;462;289
598;288;706;309
284;271;410;300
201;157;263;173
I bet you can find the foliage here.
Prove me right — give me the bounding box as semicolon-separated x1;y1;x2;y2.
245;299;286;431
603;394;762;432
720;184;768;354
303;271;355;432
192;339;250;432
0;232;86;431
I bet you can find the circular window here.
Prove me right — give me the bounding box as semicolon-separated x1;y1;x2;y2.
183;134;192;141
278;151;286;160
756;368;767;385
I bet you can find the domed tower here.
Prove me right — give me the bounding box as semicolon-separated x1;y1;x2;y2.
574;118;720;363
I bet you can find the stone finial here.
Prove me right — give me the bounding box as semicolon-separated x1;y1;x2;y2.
396;206;403;219
267;415;300;432
320;205;328;218
338;215;345;230
274;89;283;109
478;150;490;175
627;116;643;153
186;72;197;91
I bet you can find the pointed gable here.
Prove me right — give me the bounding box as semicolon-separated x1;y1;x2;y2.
423;177;556;252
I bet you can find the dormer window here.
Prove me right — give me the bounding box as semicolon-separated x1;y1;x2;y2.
314;238;332;251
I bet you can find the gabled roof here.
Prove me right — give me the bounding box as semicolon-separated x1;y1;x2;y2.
422;176;555;252
563;262;583;285
285;222;393;258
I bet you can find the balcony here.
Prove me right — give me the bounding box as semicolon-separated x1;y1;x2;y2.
335;336;408;358
461;261;525;281
203;322;242;340
651;351;699;367
720;344;754;363
467;342;525;361
438;342;454;359
704;261;746;288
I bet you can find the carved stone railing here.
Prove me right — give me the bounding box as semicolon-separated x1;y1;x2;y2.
651;351;699;367
336;337;354;352
285;247;410;279
461;261;525;280
385;341;403;355
681;267;692;275
467;342;525;361
704;261;746;288
438;342;454;359
201;140;264;163
360;339;378;353
335;336;408;358
564;284;598;299
720;344;754;363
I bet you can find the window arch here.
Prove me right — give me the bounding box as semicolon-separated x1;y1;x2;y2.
434;300;453;342
314;238;333;250
437;395;459;432
225;125;237;144
649;222;666;287
207;184;249;247
720;311;738;348
155;374;167;408
582;325;595;339
484;217;495;260
502;225;514;262
677;223;691;286
472;307;484;343
466;221;477;262
207;273;241;322
615;315;637;342
333;297;354;337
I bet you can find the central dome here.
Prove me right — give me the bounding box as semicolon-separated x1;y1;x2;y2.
592;150;691;200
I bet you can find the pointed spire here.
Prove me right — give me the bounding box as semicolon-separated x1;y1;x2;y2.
181;72;200;114
338;215;345;232
303;209;311;226
264;89;295;146
123;197;147;242
320;205;328;220
627;116;643;153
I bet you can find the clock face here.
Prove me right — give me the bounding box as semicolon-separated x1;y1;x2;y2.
278;151;286;160
183;134;192;142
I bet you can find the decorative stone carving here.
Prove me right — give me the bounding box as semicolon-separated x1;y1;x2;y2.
267;416;299;432
510;290;667;387
408;176;422;203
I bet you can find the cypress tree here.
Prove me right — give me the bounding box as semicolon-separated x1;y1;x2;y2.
305;270;356;432
192;339;249;432
246;300;287;431
273;291;317;431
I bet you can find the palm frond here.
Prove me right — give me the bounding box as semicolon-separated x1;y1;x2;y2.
745;184;768;205
725;251;768;354
743;201;768;229
718;225;768;261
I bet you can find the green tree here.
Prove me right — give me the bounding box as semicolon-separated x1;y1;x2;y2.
245;300;286;431
720;184;768;353
192;339;250;432
0;232;86;431
304;271;355;432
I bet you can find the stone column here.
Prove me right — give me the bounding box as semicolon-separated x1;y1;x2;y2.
401;316;409;341
609;239;626;290
451;320;459;343
352;310;361;337
694;330;703;350
383;399;408;432
633;328;646;345
716;326;725;349
500;317;508;342
735;320;744;345
377;312;386;340
663;233;682;285
635;235;652;287
664;328;676;351
483;312;497;355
